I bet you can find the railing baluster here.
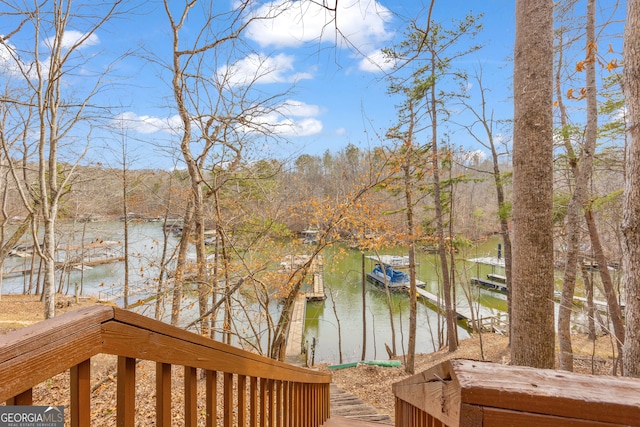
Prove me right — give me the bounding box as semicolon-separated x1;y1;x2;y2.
325;383;330;422
283;381;290;427
260;378;267;426
206;370;218;427
70;359;91;427
314;384;318;426
116;356;136;427
294;382;301;427
309;384;314;426
156;363;171;427
223;372;233;427
6;388;33;405
249;376;258;427
267;379;274;426
237;374;247;425
275;380;283;427
185;366;197;427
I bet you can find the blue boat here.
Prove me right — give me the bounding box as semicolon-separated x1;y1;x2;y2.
365;255;426;290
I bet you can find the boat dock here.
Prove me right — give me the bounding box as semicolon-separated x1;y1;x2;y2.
283;254;326;363
305;259;326;301
415;287;506;333
470;277;507;294
285;293;307;364
468;256;505;268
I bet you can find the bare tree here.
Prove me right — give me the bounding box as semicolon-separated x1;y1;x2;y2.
455;67;514;340
557;0;599;372
1;1;124;317
554;1;625;371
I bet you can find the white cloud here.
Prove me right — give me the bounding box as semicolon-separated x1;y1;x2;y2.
44;30;100;50
0;39;28;77
245;0;393;52
245;99;323;137
113;112;182;134
467;149;487;164
358;48;395;73
217;53;312;87
1;30;99;79
114;100;322;138
279;99;321;117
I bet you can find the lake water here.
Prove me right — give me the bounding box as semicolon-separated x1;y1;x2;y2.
1;221;510;364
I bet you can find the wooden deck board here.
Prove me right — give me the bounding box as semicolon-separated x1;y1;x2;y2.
329;384;392;425
322;416;392;426
284;293;307;358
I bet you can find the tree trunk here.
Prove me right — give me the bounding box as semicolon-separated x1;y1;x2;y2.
171;200;194;326
361;252;367;361
558;0;598;371
622;0;640;377
429;56;456;353
404;161;417;374
585;209;625;368
122;146;130;309
511;0;555;368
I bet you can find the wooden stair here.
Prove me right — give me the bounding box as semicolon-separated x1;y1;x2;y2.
324;383;393;426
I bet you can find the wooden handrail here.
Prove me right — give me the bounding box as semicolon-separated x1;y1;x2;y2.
393;359;640;427
0;305;331;426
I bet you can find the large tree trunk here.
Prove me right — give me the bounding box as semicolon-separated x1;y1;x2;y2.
511;0;555;368
622;0;640;377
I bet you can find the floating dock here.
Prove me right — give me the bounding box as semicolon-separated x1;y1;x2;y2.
470;277;507;294
285;293;307;363
468;256;505;268
415;287;506;333
283;254;326;363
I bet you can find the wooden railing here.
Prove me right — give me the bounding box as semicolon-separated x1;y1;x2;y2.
393;359;640;426
0;305;331;426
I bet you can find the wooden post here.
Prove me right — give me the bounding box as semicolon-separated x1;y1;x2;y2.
156;363;171;427
184;366;197;427
206;370;218;427
117;356;136;427
70;359;91;427
6;388;33;405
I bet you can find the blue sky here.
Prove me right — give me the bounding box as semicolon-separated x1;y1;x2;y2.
1;0;623;170
122;0;514;168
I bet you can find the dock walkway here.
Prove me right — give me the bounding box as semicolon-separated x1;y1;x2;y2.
283;254;326;362
285;293;307;363
415;287;505;332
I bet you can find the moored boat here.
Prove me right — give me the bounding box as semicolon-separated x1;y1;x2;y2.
365;255;426;290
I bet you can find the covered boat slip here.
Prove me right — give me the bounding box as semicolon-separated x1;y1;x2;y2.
365;255;425;290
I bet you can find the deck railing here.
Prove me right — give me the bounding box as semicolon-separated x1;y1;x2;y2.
393;359;640;427
0;305;331;426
